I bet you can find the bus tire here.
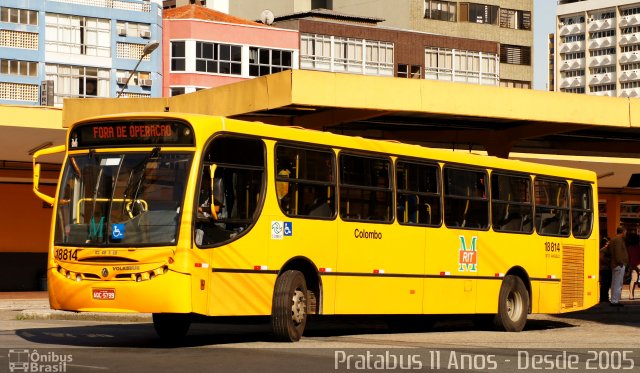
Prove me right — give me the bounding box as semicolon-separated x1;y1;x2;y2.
152;313;191;339
493;275;528;332
271;270;308;342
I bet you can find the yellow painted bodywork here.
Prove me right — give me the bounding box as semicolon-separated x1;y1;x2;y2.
45;113;600;317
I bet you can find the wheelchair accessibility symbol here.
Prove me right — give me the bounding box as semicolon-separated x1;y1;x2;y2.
284;222;293;236
111;223;125;240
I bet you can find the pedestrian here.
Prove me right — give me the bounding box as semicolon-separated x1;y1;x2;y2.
610;227;629;306
599;235;611;303
626;233;640;300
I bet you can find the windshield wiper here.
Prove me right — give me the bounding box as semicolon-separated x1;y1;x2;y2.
122;147;160;217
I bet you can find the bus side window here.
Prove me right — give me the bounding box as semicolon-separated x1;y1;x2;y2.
396;160;441;227
339;154;392;222
534;178;570;237
571;182;593;238
444;167;489;230
491;173;533;234
275;144;335;219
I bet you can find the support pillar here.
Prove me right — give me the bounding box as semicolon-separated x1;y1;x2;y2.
605;195;621;240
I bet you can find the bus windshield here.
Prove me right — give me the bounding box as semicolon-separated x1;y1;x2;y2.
55;151;192;246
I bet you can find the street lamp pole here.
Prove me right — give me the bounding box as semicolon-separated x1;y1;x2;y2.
116;40;160;98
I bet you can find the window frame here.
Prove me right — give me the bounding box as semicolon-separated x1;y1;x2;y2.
338;152;394;223
443;165;490;230
274;142;337;220
491;171;534;234
534;177;570;237
396;159;442;227
570;182;594;239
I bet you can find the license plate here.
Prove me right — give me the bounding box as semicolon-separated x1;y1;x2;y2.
92;288;115;300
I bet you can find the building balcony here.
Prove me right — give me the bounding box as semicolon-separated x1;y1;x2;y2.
560;76;585;88
591;90;616;97
620;51;640;64
620;14;640;27
588;55;613;67
620;87;640;97
560;59;586;71
588;36;616;50
620;32;640;46
619;70;640;82
589;72;616;85
588;18;615;32
560;23;585;36
559;41;585;53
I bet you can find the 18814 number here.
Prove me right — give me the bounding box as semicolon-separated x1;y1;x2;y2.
55;248;78;261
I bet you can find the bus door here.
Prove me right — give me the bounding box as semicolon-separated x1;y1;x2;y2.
194;135;269;316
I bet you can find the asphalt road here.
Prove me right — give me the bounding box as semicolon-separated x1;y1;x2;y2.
0;299;639;373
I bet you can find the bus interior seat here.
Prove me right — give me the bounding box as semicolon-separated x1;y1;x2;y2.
308;202;332;217
500;215;523;232
540;215;560;235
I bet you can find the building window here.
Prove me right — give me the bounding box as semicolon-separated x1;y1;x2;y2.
589;48;615;57
589;30;615;39
116;21;151;38
0;7;38;25
45;64;110;105
333;37;364;73
460;3;499;25
195;41;241;75
170;41;185;71
424;0;456;22
622;7;640;16
499;8;531;30
170;87;186;96
500;80;531;89
425;47;499;85
398;64;421;78
590;84;615;92
365;40;394;76
301;33;393;77
0;59;37;76
45;14;110;57
500;44;531;65
249;47;293;77
301;34;332;70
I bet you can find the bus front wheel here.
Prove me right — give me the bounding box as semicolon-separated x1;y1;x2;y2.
493;275;528;332
152;313;191;339
271;270;308;342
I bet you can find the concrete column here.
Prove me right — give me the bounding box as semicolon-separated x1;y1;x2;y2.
606;195;621;240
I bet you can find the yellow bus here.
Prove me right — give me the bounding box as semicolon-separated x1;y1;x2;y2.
33;112;599;342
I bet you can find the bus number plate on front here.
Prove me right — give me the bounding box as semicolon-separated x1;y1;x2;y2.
92;288;115;300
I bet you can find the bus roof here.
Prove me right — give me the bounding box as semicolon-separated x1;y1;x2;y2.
73;112;598;183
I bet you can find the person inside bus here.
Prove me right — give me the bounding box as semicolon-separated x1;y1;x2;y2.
195;177;231;245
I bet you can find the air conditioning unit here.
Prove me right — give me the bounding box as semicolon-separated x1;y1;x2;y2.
140;30;151;39
117;27;127;36
139;79;152;87
116;77;128;85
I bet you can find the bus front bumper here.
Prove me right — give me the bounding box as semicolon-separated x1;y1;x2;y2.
48;267;192;313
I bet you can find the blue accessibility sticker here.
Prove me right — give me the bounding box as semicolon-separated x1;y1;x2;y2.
284;222;293;236
111;223;125;240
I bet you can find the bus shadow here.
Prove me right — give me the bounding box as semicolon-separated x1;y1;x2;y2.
14;315;575;348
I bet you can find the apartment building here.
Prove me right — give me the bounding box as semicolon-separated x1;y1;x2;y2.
164;5;299;96
0;0;162;106
223;0;533;88
270;9;500;85
555;0;640;97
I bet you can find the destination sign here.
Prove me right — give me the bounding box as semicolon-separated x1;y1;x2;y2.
69;120;195;149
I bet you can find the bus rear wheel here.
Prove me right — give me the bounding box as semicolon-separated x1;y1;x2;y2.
271;270;308;342
493;275;528;332
152;313;191;339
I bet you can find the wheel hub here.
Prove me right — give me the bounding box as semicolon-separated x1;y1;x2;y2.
291;289;306;325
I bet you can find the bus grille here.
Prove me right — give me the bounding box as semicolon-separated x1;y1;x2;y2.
561;245;584;309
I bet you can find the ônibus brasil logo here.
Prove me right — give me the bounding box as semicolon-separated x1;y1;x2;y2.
8;349;72;372
458;235;478;272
